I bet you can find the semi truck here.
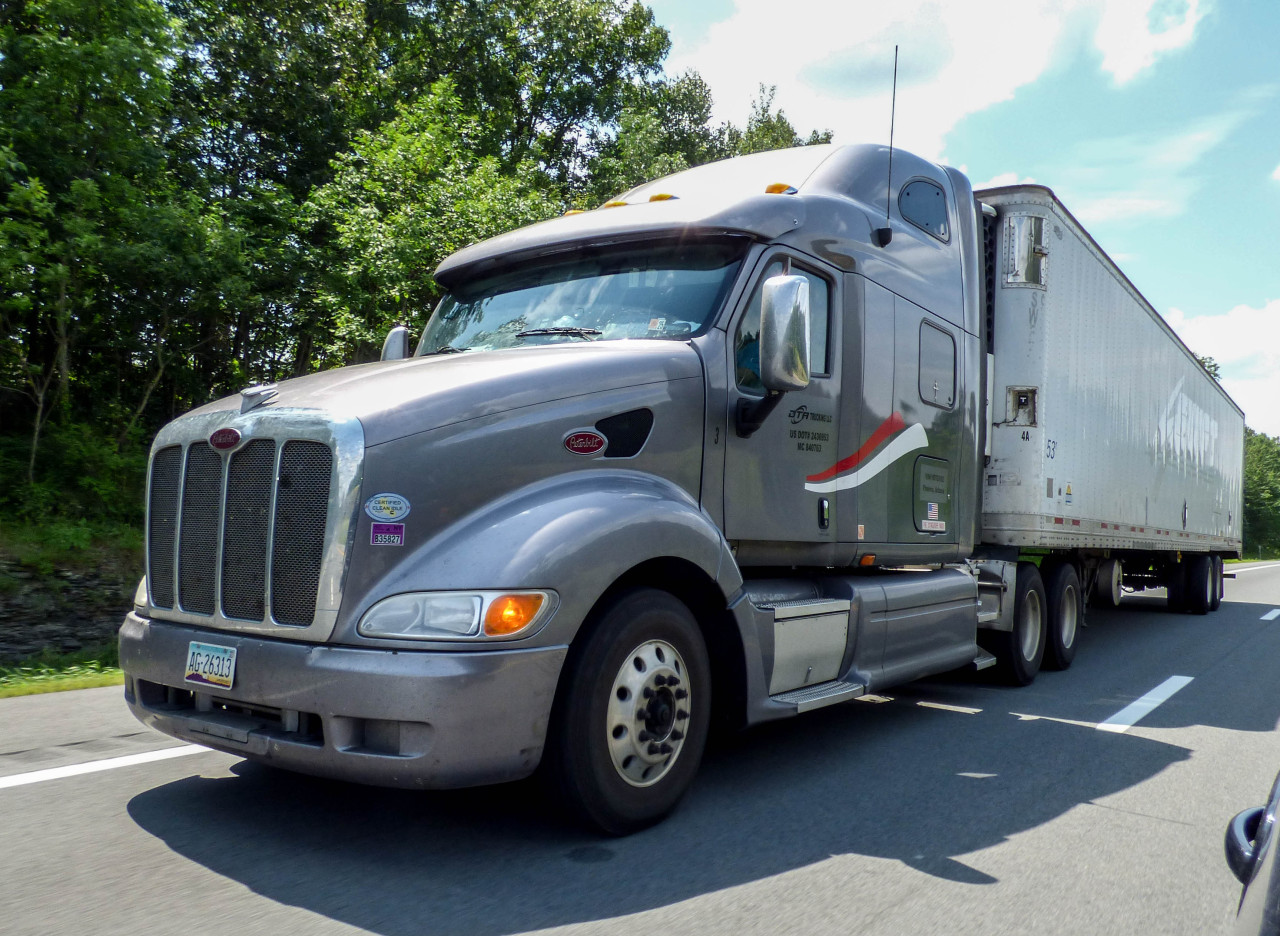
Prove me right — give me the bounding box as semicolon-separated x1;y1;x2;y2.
119;142;1244;834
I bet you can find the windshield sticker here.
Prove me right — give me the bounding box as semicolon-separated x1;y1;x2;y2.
805;412;929;494
370;523;405;546
648;317;666;331
365;493;411;521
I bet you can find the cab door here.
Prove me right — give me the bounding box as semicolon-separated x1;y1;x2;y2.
722;251;842;563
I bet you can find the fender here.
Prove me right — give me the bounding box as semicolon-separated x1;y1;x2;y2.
333;469;745;651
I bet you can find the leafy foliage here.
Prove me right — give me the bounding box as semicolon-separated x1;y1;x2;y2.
1245;428;1280;557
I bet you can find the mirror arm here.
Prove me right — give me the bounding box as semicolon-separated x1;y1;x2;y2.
735;391;784;439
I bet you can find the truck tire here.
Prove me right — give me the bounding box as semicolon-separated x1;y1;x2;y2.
1093;558;1122;608
1210;555;1223;612
1186;554;1214;615
993;562;1046;686
1166;559;1187;612
546;588;711;835
1042;562;1080;671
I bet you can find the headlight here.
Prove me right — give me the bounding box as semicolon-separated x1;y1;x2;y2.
357;590;557;641
133;577;148;614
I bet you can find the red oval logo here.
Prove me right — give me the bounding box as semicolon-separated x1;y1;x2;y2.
209;428;242;450
564;430;606;456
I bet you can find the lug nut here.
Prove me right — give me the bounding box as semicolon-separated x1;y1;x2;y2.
674;689;688;700
642;687;654;699
670;730;684;741
660;743;673;754
637;730;650;742
676;710;688;721
667;676;680;686
653;675;666;686
648;742;661;755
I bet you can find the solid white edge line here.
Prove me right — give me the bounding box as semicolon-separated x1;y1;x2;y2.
1262;609;1280;621
1233;563;1280;574
1097;675;1194;734
0;744;209;790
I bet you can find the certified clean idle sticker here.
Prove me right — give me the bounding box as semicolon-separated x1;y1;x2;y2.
370;523;404;546
364;493;411;521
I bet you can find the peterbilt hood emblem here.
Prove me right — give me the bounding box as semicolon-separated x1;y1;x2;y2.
564;430;607;456
209;427;242;450
240;383;278;413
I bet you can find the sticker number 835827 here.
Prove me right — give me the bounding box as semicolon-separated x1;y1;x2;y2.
371;522;404;546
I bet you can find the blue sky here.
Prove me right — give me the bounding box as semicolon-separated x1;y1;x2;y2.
644;0;1280;434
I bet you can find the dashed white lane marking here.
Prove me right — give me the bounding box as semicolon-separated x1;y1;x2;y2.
1262;609;1280;621
1097;676;1194;734
0;744;208;790
917;701;982;714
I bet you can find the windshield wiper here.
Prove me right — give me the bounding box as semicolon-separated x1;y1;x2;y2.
514;327;601;341
431;345;469;354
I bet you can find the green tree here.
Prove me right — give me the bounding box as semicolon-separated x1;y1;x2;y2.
1244;427;1280;558
306;82;559;363
731;84;833;155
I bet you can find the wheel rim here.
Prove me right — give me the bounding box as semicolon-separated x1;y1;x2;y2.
1059;585;1078;650
606;639;691;788
1020;590;1043;661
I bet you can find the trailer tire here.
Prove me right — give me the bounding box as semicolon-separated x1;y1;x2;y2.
1042;562;1081;671
546;587;710;835
1166;559;1187;613
993;563;1046;686
1093;558;1122;609
1209;556;1223;612
1186;554;1214;615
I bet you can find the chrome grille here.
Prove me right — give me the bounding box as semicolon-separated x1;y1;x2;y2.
221;439;275;620
147;446;182;609
146;427;342;631
271;441;333;626
178;443;222;614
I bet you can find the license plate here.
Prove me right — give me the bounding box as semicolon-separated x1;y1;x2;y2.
184;641;237;690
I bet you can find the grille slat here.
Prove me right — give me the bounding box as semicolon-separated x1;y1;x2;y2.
271;441;333;626
147;446;182;608
178;444;222;614
221;439;276;620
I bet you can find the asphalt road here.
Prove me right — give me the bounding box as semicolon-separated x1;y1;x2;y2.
5;563;1280;936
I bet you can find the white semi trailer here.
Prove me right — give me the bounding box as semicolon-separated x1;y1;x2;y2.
121;144;1244;832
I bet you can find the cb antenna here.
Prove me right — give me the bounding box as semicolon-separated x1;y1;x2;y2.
874;45;898;248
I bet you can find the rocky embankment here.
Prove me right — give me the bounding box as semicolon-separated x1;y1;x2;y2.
0;558;133;661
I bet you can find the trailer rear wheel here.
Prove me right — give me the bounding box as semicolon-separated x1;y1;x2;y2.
547;588;710;835
1093;558;1122;608
1209;556;1223;612
1042;562;1080;671
993;563;1046;686
1186;554;1214;615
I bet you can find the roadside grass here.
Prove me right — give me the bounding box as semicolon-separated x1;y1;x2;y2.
0;643;123;698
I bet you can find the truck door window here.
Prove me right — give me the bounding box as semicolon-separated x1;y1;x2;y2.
899;180;949;241
919;321;955;408
735;260;830;391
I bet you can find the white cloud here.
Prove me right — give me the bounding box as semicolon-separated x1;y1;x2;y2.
1058;111;1251;223
1272;162;1280;181
661;0;1207;162
971;171;1037;190
1094;0;1204;85
1165;301;1280;434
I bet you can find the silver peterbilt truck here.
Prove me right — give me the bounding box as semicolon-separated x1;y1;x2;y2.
120;143;1244;833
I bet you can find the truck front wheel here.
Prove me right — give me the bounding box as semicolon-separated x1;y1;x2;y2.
547;588;711;835
994;563;1046;686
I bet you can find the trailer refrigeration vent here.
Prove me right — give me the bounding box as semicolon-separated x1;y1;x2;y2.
595;408;654;458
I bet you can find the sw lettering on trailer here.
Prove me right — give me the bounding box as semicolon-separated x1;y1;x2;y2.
804;412;930;494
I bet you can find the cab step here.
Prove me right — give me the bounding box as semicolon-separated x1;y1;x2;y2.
771;679;865;713
973;649;998;671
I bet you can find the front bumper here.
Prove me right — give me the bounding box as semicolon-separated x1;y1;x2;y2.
119;612;568;789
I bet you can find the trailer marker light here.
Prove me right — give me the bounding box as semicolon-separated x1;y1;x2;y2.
563;209;585;216
859;554;876;566
602;200;628;209
648;193;677;202
485;594;545;636
764;183;798;195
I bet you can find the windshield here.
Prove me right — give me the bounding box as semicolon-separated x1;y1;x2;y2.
417;240;747;355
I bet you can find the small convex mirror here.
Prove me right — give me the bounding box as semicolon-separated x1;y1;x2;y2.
380;325;410;361
759;274;811;392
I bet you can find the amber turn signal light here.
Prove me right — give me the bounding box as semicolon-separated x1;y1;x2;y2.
484;594;545;636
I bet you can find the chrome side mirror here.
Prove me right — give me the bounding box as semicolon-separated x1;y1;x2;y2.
759;274;811;392
381;325;410;361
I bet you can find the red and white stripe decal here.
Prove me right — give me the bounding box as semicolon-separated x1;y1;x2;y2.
804;412;929;494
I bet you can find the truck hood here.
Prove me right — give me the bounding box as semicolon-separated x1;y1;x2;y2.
185;341;704;446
